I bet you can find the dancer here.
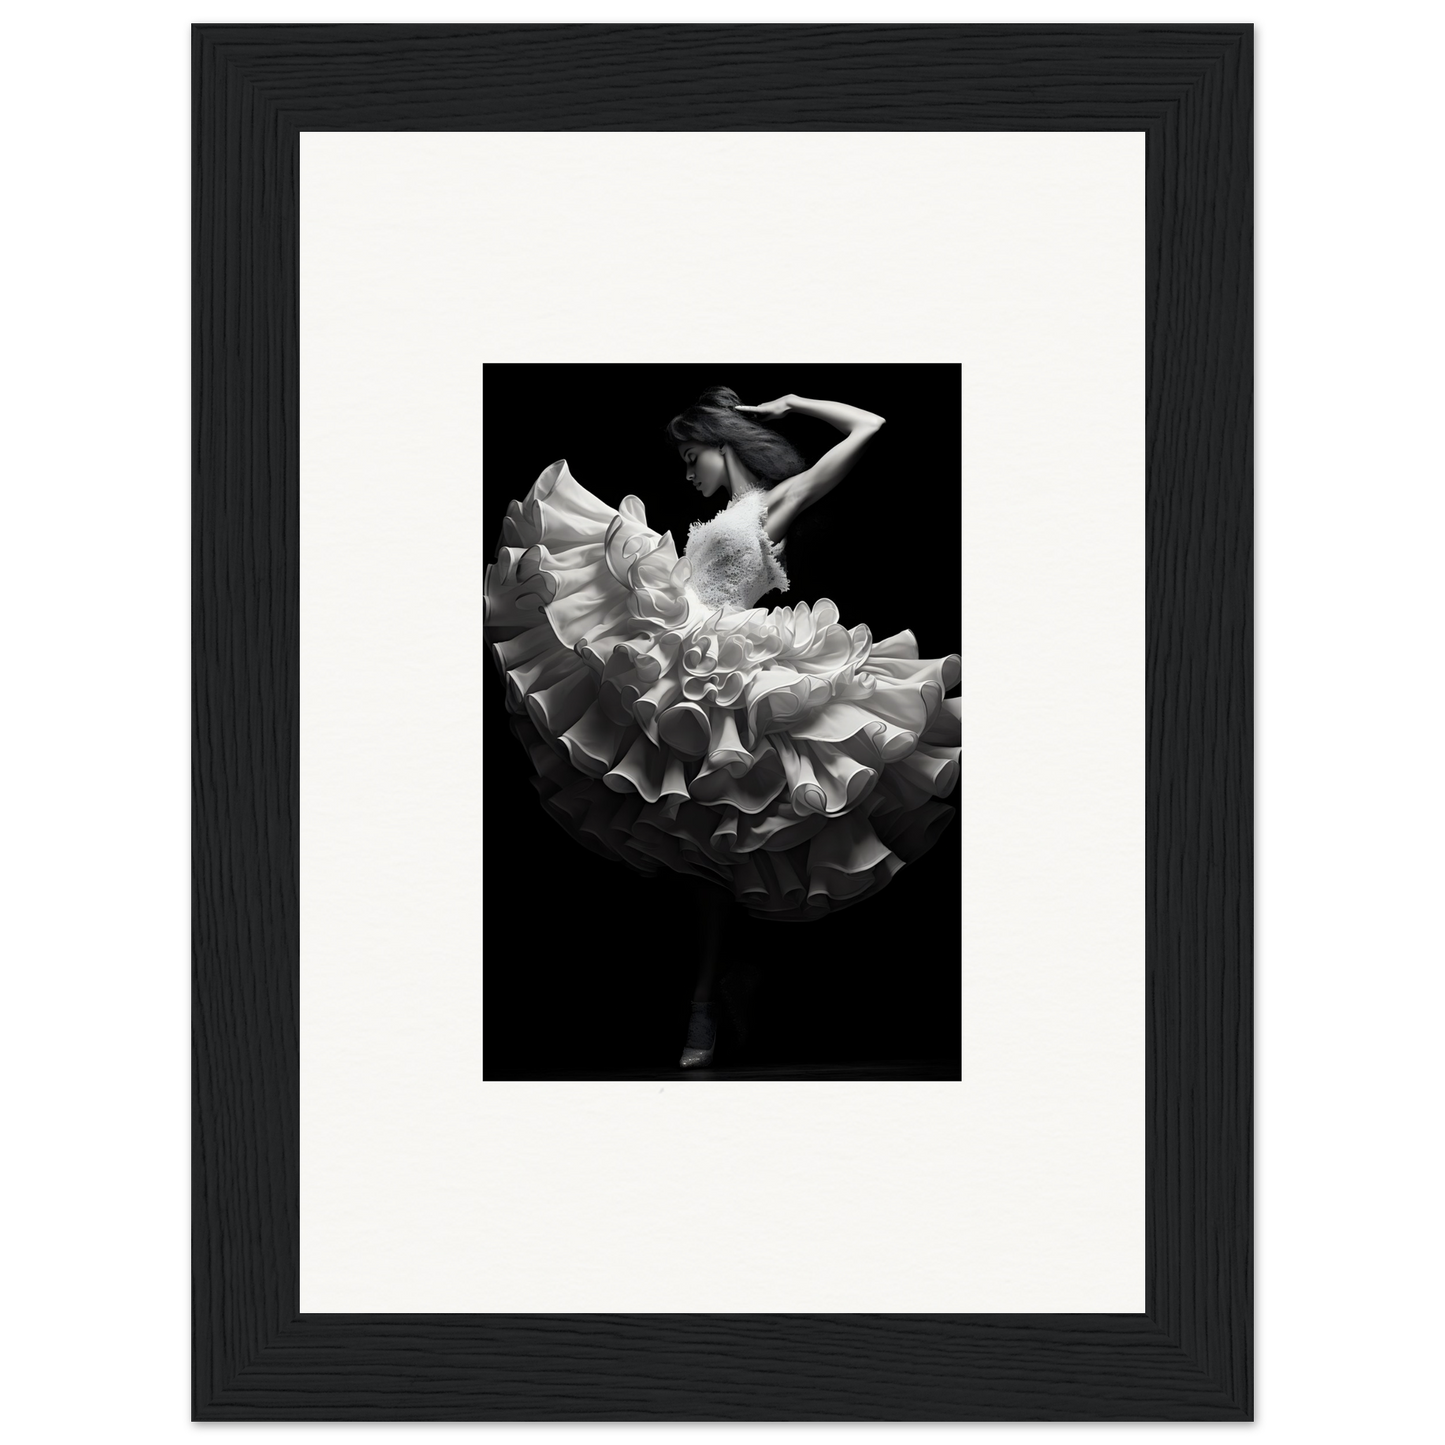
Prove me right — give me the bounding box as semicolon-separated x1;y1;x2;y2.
484;387;960;1067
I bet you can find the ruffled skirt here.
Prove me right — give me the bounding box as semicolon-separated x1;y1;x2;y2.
484;460;961;922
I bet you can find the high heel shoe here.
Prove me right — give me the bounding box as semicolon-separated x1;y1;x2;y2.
678;1000;717;1069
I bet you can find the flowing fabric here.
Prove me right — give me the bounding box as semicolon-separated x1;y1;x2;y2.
484;459;961;921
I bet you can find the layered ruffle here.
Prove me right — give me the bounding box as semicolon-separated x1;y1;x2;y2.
485;459;961;921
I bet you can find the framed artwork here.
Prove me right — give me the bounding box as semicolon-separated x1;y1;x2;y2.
194;23;1251;1419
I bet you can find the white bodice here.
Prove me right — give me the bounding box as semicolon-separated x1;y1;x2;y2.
683;488;790;612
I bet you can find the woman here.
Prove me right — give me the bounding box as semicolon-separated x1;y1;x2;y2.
484;386;961;1068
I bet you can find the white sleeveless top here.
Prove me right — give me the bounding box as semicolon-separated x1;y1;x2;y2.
682;488;790;612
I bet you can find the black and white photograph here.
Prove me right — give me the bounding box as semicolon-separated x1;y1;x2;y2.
483;364;962;1079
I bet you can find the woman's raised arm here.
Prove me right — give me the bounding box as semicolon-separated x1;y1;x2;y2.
733;394;886;543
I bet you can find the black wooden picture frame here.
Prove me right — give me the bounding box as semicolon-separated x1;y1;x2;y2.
193;23;1252;1420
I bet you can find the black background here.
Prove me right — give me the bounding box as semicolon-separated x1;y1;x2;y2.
482;363;962;1078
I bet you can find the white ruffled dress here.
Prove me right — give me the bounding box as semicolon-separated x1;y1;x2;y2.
484;460;961;921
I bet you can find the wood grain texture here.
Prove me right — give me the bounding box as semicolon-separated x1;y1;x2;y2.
193;22;1251;1420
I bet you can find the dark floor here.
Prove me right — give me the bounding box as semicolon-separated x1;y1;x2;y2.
500;1059;962;1082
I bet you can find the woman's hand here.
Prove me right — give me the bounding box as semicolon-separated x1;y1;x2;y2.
732;395;794;421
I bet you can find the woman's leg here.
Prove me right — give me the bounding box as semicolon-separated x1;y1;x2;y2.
679;877;729;1067
688;876;728;1002
716;901;767;1054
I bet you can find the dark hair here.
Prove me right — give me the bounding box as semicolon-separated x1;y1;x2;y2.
663;385;806;483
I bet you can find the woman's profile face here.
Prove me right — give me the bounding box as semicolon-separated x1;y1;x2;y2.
678;441;727;499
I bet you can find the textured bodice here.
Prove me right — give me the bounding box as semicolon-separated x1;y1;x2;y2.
683;488;790;612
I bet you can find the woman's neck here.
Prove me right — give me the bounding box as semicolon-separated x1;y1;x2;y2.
725;460;765;503
723;449;763;504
